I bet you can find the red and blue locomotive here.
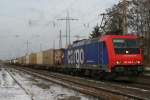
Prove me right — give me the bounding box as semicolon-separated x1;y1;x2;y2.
64;35;143;79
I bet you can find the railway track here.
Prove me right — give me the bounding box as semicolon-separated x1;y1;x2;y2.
116;74;150;91
110;79;150;91
10;66;150;100
2;68;34;100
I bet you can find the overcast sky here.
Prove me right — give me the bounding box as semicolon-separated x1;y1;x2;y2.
0;0;119;60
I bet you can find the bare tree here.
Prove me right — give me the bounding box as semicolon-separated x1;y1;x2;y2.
128;0;150;62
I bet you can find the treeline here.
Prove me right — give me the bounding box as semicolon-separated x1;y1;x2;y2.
90;0;150;63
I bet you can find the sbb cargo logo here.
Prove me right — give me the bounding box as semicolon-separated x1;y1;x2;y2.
67;49;84;65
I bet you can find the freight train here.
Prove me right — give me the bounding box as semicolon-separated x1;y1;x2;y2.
9;35;144;80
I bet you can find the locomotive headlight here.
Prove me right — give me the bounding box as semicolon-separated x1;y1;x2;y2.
126;50;129;54
135;61;141;64
137;61;141;64
116;61;121;64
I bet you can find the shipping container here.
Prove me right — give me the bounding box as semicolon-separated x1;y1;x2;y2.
18;57;23;64
26;55;30;64
22;56;26;64
43;49;54;65
36;52;43;64
54;49;64;65
29;53;37;65
12;59;18;64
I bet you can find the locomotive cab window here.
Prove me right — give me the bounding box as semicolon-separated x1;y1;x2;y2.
113;39;140;54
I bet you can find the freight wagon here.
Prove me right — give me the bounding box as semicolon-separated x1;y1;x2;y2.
25;55;30;65
22;49;64;69
42;49;54;66
41;49;64;69
22;56;26;65
29;53;37;65
36;51;43;65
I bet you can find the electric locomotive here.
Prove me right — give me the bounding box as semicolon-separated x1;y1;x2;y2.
64;35;143;79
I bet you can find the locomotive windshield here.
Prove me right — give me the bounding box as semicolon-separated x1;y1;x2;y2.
113;39;140;54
